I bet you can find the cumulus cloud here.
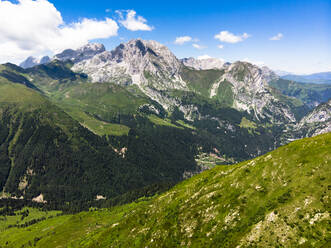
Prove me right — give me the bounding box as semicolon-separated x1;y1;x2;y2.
192;43;206;50
197;55;212;60
217;44;224;49
214;31;250;43
54;18;118;49
117;10;153;31
174;36;192;45
270;33;283;41
0;0;119;64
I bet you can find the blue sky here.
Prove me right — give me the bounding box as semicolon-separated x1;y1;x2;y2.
1;0;330;74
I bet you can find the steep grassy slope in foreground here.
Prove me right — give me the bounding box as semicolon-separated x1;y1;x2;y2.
1;132;330;247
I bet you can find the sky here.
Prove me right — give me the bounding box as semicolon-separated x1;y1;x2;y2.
0;0;330;74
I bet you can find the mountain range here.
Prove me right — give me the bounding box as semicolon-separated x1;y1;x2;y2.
0;38;330;247
282;72;331;84
0;39;330;206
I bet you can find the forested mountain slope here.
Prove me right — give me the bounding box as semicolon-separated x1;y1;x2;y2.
1;132;330;247
0;73;202;205
269;78;331;108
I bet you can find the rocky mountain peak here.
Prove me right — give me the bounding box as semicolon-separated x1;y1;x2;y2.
72;39;186;91
53;43;105;63
292;99;331;137
102;39;169;64
225;61;272;91
78;43;105;53
210;61;296;123
181;57;227;70
109;39;180;69
226;62;278;88
300;99;331;124
19;55;50;69
261;66;279;82
17;40;304;125
69;40;297;123
19;56;37;69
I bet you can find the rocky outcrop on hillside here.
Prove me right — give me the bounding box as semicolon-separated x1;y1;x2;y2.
295;99;331;136
210;62;295;123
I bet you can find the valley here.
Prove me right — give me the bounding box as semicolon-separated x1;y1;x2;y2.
1;39;330;205
0;38;330;247
0;132;330;247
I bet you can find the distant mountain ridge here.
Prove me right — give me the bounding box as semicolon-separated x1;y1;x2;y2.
16;39;331;134
17;40;331;127
282;71;331;84
51;40;304;124
19;56;50;69
54;43;106;63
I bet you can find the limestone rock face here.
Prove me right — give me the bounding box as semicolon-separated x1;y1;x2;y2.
210;61;295;123
300;99;331;124
22;39;310;124
54;43;106;63
70;40;293;123
295;99;331;136
71;39;189;109
73;39;185;88
181;57;227;70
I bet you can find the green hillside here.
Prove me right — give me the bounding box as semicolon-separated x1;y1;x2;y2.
1;132;330;247
24;61;161;136
180;66;224;98
0;77;205;206
4;61;279;162
269;78;331;108
0;78;141;203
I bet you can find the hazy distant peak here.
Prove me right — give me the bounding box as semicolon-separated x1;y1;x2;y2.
53;43;106;63
19;55;50;69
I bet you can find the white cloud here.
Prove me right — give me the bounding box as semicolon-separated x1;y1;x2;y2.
55;18;118;50
217;44;224;49
174;36;192;45
270;33;283;41
214;31;250;43
197;55;212;60
117;10;153;31
0;0;119;64
192;44;206;50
